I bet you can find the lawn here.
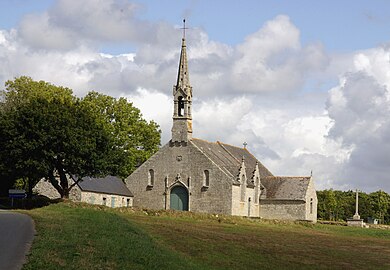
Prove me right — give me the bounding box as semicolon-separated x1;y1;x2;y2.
22;202;390;269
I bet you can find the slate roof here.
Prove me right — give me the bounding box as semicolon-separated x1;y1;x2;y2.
261;176;311;201
77;175;133;197
191;138;273;180
190;138;311;201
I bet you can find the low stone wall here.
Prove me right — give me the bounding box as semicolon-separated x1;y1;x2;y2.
260;200;306;221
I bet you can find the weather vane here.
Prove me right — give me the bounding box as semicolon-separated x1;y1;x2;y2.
181;19;188;39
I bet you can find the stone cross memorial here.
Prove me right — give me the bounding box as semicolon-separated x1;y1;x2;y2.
347;189;365;227
353;189;360;220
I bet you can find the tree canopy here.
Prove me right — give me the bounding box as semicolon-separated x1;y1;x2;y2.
0;77;160;197
81;91;160;178
317;189;390;224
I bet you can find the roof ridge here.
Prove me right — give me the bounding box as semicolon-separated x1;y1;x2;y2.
192;137;218;144
218;141;244;149
217;141;241;163
275;175;311;178
189;140;234;180
266;176;311;179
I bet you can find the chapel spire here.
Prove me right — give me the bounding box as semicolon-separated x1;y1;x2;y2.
171;19;193;144
176;19;191;94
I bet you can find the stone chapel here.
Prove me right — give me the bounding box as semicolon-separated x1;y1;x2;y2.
125;32;318;222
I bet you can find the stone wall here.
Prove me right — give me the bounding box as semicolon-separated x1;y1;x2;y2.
80;191;133;208
259;200;307;220
34;177;82;200
69;184;81;201
34;178;132;208
258;177;318;222
231;162;262;217
33;179;62;199
126;141;233;215
231;184;260;217
304;177;318;222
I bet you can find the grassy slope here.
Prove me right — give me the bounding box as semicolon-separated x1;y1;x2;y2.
23;202;390;270
22;203;203;270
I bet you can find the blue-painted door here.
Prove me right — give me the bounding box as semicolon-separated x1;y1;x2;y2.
111;197;116;208
170;186;188;211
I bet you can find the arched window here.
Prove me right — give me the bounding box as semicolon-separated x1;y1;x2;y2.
203;170;210;187
248;197;252;217
178;96;184;116
310;198;313;214
148;169;154;187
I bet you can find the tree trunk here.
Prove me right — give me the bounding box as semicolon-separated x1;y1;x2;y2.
57;164;69;199
25;177;35;209
26;177;33;199
48;169;64;198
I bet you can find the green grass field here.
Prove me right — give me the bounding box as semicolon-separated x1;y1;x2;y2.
22;202;390;270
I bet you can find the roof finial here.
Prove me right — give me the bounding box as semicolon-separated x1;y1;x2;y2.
181;19;188;39
243;142;247;149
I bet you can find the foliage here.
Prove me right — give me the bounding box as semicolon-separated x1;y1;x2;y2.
0;77;160;197
81;91;160;179
317;189;390;224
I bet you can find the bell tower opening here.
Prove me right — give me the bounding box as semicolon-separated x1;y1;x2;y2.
178;96;184;116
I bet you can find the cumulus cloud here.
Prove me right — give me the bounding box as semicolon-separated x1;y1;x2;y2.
18;0;159;50
122;88;172;143
1;1;390;192
230;15;328;94
326;70;390;191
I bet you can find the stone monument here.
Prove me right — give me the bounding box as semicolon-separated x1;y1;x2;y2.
347;189;365;227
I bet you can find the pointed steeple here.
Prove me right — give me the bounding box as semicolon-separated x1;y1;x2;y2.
171;19;193;144
176;37;191;92
174;19;191;97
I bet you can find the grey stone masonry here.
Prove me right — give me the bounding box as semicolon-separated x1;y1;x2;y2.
172;37;192;143
126;141;233;214
125;31;317;222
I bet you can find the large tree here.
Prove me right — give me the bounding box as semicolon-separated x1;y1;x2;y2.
0;77;160;198
81;91;161;179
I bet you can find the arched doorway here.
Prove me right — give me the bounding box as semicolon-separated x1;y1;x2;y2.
170;186;189;211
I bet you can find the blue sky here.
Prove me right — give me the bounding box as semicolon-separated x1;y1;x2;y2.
1;0;390;192
2;0;390;52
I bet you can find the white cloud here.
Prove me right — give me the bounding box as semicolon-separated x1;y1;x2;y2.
230;15;328;93
1;2;390;193
326;69;390;192
122;88;172;143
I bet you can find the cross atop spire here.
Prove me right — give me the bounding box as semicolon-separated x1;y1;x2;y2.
181;19;188;39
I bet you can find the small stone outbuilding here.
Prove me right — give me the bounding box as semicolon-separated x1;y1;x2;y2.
34;175;133;208
125;34;317;222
